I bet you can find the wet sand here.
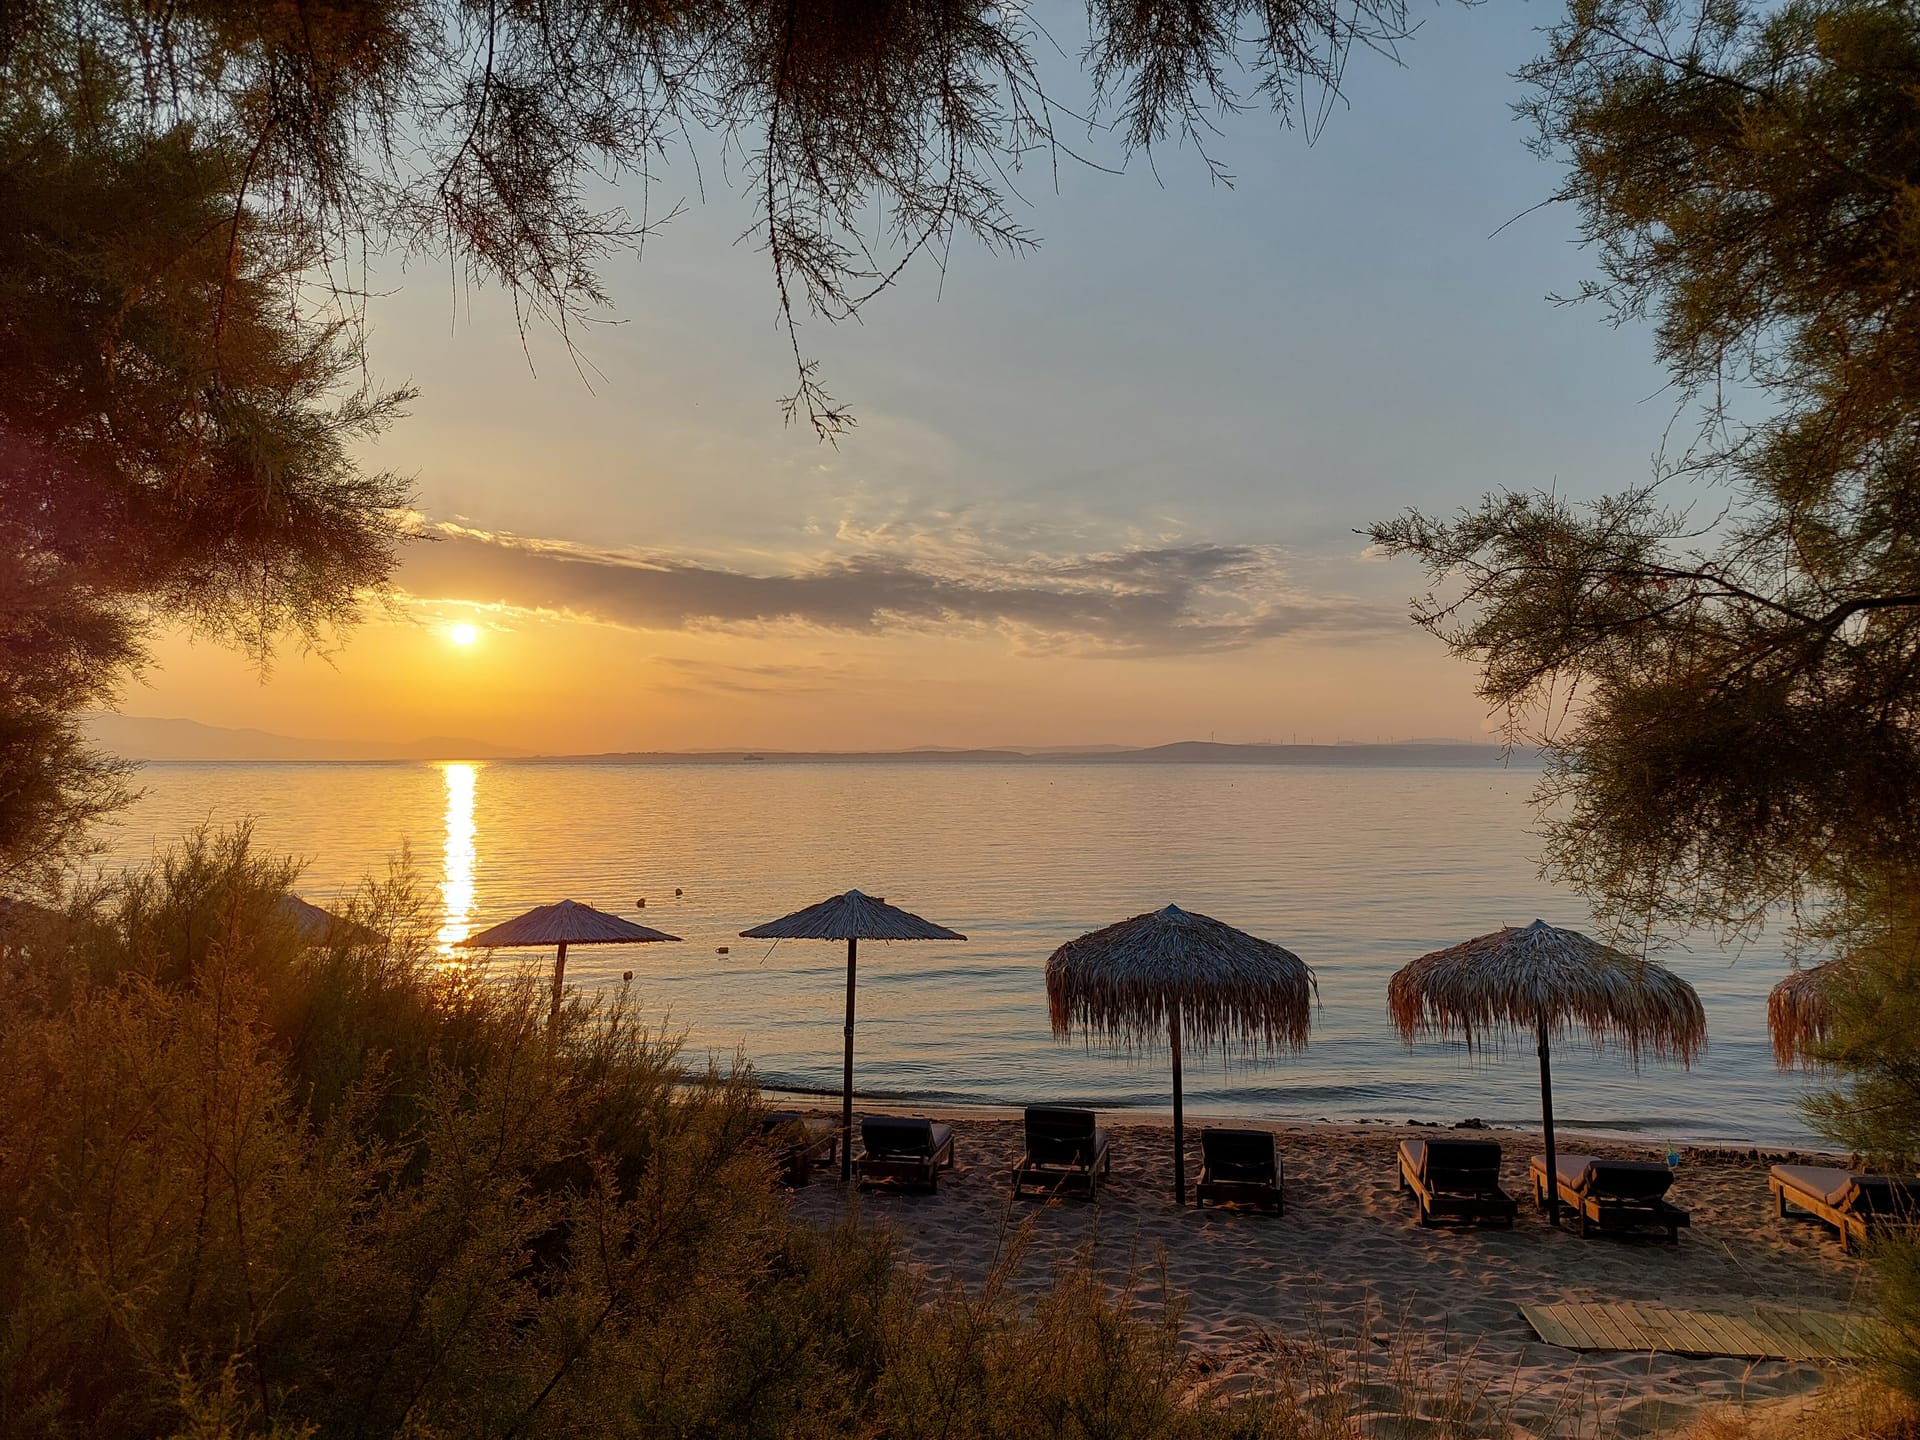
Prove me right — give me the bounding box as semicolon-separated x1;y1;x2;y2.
786;1113;1877;1437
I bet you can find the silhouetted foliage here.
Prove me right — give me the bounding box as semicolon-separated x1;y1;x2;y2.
0;0;1415;436
0;535;136;892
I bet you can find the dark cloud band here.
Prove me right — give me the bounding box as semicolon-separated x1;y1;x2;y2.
401;525;1399;655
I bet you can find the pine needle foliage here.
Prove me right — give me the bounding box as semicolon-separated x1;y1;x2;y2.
1368;0;1920;946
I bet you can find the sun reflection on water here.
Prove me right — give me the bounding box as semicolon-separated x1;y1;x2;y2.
436;762;479;957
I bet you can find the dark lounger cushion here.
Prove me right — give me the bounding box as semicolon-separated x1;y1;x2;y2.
1403;1137;1502;1189
1201;1128;1277;1183
1025;1107;1104;1165
1843;1174;1920;1215
1533;1153;1673;1200
1587;1158;1674;1200
1027;1106;1096;1131
862;1117;952;1159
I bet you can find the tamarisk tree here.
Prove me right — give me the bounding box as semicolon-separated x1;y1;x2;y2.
1369;4;1920;1381
1371;0;1920;956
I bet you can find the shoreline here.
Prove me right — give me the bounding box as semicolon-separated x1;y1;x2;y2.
759;1089;1842;1160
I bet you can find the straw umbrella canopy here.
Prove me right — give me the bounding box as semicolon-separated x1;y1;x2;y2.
741;890;966;1182
1768;962;1840;1070
0;896;61;958
1046;904;1316;1205
459;900;681;1023
1387;919;1705;1226
277;894;374;946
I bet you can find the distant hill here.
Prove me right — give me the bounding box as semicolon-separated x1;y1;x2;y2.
81;719;1533;768
1066;741;1528;767
541;740;1537;768
85;714;523;761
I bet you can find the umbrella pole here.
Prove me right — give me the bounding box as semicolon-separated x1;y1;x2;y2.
1537;1009;1560;1227
1170;1002;1185;1206
550;942;568;1030
841;936;857;1183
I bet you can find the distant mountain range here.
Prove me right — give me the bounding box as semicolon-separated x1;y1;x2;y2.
87;715;1536;768
84;714;525;761
555;740;1537;768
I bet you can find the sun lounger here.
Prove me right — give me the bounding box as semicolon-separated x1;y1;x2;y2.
1397;1137;1517;1228
856;1115;956;1191
1194;1128;1283;1213
761;1110;839;1184
1011;1106;1112;1198
1769;1163;1920;1253
1528;1153;1688;1240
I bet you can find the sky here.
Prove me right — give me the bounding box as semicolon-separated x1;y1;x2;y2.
132;1;1680;754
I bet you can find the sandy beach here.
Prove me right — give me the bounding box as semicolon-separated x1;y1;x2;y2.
786;1112;1876;1437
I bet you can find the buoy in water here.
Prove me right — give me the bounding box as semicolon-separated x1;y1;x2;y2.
717;945;730;954
636;898;645;907
622;971;633;982
675;887;683;897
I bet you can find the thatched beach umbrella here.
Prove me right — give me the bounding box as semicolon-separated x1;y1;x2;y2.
741;890;966;1182
0;896;60;958
459;900;681;1024
277;894;373;946
1768;962;1839;1071
1046;905;1316;1205
1387;919;1705;1226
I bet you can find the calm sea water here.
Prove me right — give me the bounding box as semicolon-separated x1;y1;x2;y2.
100;761;1817;1146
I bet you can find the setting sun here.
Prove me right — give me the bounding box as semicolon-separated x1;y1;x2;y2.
448;622;479;647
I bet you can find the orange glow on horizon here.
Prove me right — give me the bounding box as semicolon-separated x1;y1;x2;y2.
134;608;1492;756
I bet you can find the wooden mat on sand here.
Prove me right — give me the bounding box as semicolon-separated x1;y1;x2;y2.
1520;1302;1873;1361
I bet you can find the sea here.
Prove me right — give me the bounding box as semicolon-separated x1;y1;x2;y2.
98;759;1820;1147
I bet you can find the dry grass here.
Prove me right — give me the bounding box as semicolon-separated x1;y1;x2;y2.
1387;920;1705;1065
1045;904;1316;1054
1683;1376;1918;1440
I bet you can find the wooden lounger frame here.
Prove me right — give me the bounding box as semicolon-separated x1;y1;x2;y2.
1011;1125;1112;1199
767;1121;839;1186
856;1127;956;1192
1398;1147;1518;1229
1531;1165;1689;1242
1769;1173;1920;1254
1194;1163;1284;1213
